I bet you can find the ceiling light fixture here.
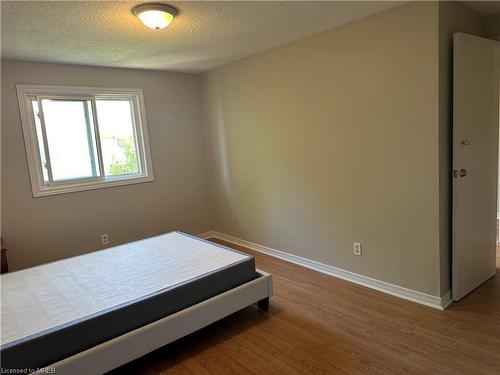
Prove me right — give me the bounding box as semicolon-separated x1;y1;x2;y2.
132;3;177;30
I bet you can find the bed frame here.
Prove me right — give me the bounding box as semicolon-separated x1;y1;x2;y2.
40;270;272;375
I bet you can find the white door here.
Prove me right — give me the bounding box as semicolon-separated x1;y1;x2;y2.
453;33;500;301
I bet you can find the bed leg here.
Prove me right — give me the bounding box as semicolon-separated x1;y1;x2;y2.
257;297;269;311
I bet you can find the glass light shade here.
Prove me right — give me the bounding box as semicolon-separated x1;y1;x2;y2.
137;9;174;29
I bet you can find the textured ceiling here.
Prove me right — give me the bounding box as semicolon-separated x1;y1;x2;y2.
1;1;403;73
461;0;500;16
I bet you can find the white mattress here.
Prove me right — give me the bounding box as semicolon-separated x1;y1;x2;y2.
0;232;249;347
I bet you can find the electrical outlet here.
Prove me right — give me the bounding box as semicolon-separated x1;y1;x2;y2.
232;214;238;226
353;242;362;256
101;233;109;245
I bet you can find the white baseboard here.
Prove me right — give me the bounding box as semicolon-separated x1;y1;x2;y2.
198;231;452;311
440;291;452;310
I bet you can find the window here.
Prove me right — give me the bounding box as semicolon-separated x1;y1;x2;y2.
17;85;154;197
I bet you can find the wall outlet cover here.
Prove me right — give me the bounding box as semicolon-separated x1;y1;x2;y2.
353;242;362;256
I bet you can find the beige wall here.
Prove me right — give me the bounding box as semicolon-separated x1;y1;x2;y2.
484;12;500;40
202;2;443;296
437;1;485;295
480;10;500;227
1;61;211;270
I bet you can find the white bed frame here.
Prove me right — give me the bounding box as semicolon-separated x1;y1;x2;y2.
41;270;272;375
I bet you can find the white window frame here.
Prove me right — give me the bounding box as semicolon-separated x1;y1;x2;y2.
17;85;154;197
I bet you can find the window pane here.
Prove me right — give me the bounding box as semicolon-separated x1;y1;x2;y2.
96;100;139;176
42;99;98;181
31;100;49;183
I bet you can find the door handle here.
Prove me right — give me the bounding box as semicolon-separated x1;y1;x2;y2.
453;169;467;178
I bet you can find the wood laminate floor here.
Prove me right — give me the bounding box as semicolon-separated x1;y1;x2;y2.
111;239;500;375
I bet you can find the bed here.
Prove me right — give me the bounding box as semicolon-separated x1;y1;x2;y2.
0;231;272;374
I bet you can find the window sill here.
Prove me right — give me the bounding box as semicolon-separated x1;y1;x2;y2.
32;175;154;197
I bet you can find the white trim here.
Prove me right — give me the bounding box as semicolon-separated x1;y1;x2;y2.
16;84;154;197
33;175;155;197
43;271;272;375
440;291;452;310
199;231;452;311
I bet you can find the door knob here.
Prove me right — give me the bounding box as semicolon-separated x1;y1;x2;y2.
453;169;467;178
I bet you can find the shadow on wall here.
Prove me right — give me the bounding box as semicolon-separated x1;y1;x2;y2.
210;97;338;262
